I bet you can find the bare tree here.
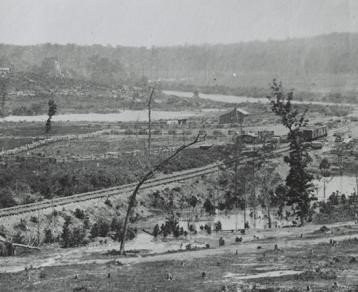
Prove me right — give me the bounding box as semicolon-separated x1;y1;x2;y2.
119;133;205;254
256;160;280;229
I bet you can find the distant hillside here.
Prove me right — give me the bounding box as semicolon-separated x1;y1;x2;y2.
1;32;358;93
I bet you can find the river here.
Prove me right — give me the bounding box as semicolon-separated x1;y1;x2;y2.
314;175;358;200
1;90;356;123
163;90;357;108
0;109;216;123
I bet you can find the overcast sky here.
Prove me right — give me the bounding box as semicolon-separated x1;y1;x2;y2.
1;0;358;47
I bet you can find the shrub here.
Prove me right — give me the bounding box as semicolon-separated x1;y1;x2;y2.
104;198;113;208
90;219;110;238
110;217;121;233
328;192;339;205
203;198;215;215
43;228;54;244
152;224;160;237
83;218;90;229
0;190;17;208
74;208;85;220
60;217;87;248
15;219;27;231
215;221;222;232
12;231;25;244
204;224;212;235
30;216;38;224
71;226;87;246
61;217;72;248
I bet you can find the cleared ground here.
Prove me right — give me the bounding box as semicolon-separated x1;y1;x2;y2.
1;222;358;291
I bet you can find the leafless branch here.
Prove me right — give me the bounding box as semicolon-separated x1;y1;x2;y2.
119;133;204;254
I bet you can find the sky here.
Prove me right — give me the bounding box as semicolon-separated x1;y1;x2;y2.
1;0;358;47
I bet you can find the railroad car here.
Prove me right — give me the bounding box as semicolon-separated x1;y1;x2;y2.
240;133;258;144
311;141;323;149
261;141;278;151
241;149;257;157
257;130;275;143
301;126;327;141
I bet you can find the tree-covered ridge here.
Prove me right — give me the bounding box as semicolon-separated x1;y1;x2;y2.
1;33;358;90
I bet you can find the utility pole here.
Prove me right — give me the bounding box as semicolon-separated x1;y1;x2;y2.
251;159;256;229
37;209;40;246
147;87;155;158
243;179;247;230
234;136;239;232
148;87;154;159
234;128;245;231
251;139;257;229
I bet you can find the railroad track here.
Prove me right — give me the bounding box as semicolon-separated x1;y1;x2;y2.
0;146;290;218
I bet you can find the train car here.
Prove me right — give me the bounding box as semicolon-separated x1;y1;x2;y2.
311;141;323;149
257;130;274;143
241;133;258;144
301;126;327;142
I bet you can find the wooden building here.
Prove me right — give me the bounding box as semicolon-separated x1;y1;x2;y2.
219;107;249;125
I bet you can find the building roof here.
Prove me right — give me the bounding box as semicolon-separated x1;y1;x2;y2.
301;125;327;131
219;107;249;117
